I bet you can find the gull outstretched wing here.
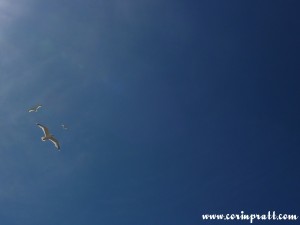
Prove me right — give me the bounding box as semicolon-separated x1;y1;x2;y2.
37;123;50;136
49;136;60;150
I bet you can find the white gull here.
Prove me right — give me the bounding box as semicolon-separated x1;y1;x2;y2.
36;123;60;150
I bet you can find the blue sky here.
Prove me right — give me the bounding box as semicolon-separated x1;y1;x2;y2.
0;0;299;224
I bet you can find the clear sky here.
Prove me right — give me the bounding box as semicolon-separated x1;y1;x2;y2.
0;0;299;224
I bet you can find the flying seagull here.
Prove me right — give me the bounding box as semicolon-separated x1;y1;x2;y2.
61;124;68;130
28;104;42;112
36;123;60;150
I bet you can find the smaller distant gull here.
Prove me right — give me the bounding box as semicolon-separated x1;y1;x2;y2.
61;124;68;130
28;104;42;112
36;123;60;150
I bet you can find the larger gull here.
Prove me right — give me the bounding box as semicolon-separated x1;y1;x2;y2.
36;123;60;150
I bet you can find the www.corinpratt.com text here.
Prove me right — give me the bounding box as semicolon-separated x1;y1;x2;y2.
202;211;298;223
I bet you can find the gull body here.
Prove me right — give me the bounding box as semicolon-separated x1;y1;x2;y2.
36;123;60;150
29;104;42;112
